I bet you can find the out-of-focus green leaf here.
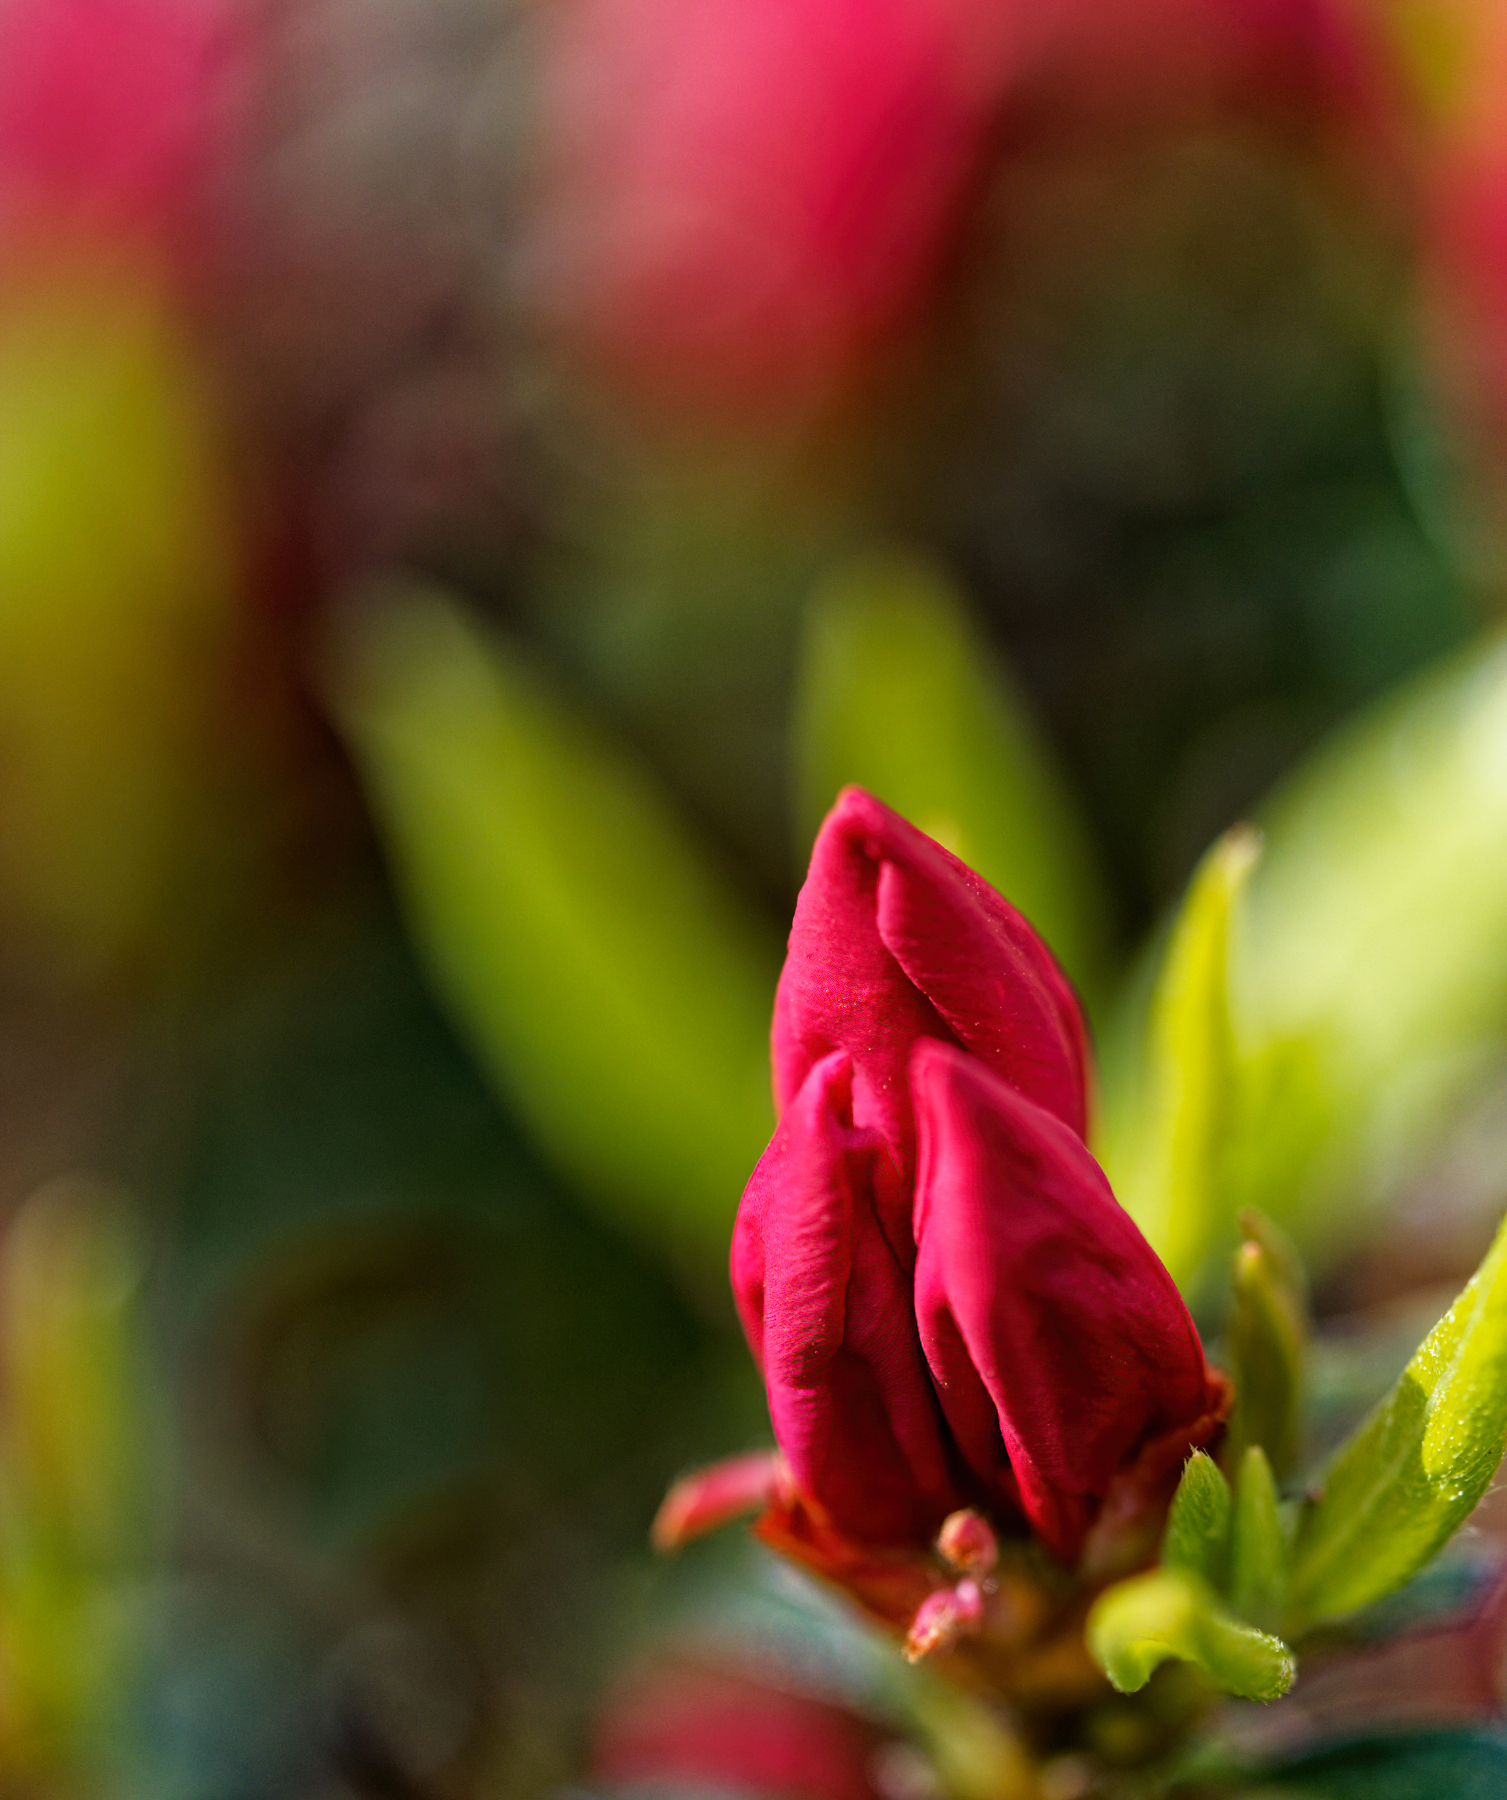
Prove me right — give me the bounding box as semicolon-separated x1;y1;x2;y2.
325;584;780;1293
0;1179;157;1779
1163;1451;1232;1589
1228;1212;1309;1478
1229;1447;1286;1634
0;259;239;981
1098;826;1260;1295
1230;635;1507;1268
1086;1567;1293;1703
1241;1729;1507;1799
1286;1203;1507;1630
791;549;1105;999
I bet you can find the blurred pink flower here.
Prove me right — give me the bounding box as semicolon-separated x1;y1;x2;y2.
593;1652;888;1800
531;0;1020;422
0;0;247;260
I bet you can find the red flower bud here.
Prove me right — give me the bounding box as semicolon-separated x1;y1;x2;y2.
773;787;1090;1242
733;789;1224;1571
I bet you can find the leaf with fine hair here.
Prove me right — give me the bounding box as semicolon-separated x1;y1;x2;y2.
1287;1204;1507;1630
1229;1445;1287;1633
1162;1451;1232;1590
1087;1567;1294;1702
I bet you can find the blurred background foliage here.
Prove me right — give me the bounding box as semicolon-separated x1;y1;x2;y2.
7;0;1507;1793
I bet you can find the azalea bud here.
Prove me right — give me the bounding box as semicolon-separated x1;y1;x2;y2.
730;789;1227;1573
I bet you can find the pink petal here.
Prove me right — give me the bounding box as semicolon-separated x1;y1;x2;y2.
651;1449;786;1551
910;1039;1215;1563
773;789;1090;1226
732;1049;964;1546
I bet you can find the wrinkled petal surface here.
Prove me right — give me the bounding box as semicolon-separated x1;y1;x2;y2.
732;1049;965;1544
773;790;1090;1220
910;1039;1217;1562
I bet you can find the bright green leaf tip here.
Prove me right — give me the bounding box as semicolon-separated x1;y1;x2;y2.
1230;1445;1288;1633
1087;1567;1294;1703
1288;1202;1507;1630
1163;1451;1232;1589
1228;1210;1309;1478
1098;823;1261;1298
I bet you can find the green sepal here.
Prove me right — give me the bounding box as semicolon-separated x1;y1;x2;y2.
1287;1203;1507;1630
791;549;1105;999
1229;1446;1288;1633
1227;1210;1309;1477
1162;1451;1232;1589
325;585;780;1295
1086;1566;1294;1703
1097;826;1261;1296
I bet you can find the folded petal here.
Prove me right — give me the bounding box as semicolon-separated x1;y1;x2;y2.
773;791;1089;1223
771;795;949;1254
732;1049;965;1545
910;1040;1217;1563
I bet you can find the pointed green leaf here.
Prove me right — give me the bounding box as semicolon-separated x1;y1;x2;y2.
1230;1446;1288;1633
1228;1210;1309;1477
1098;826;1261;1294
1162;1451;1232;1589
324;584;780;1293
1086;1567;1294;1702
791;548;1105;999
1287;1203;1507;1629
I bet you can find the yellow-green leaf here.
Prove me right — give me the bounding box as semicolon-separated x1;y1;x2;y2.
1287;1203;1507;1629
791;548;1105;1000
1230;1446;1288;1634
326;584;779;1295
1098;825;1261;1294
1163;1451;1232;1590
1087;1567;1294;1702
1227;1210;1309;1478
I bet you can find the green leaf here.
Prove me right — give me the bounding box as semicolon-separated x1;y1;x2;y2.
0;267;240;977
1231;636;1507;1271
791;548;1105;1000
1229;1446;1287;1633
1246;1729;1507;1799
1287;1202;1507;1629
1163;1451;1232;1589
1097;825;1261;1295
1228;1211;1309;1478
1086;1567;1294;1702
324;584;780;1294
